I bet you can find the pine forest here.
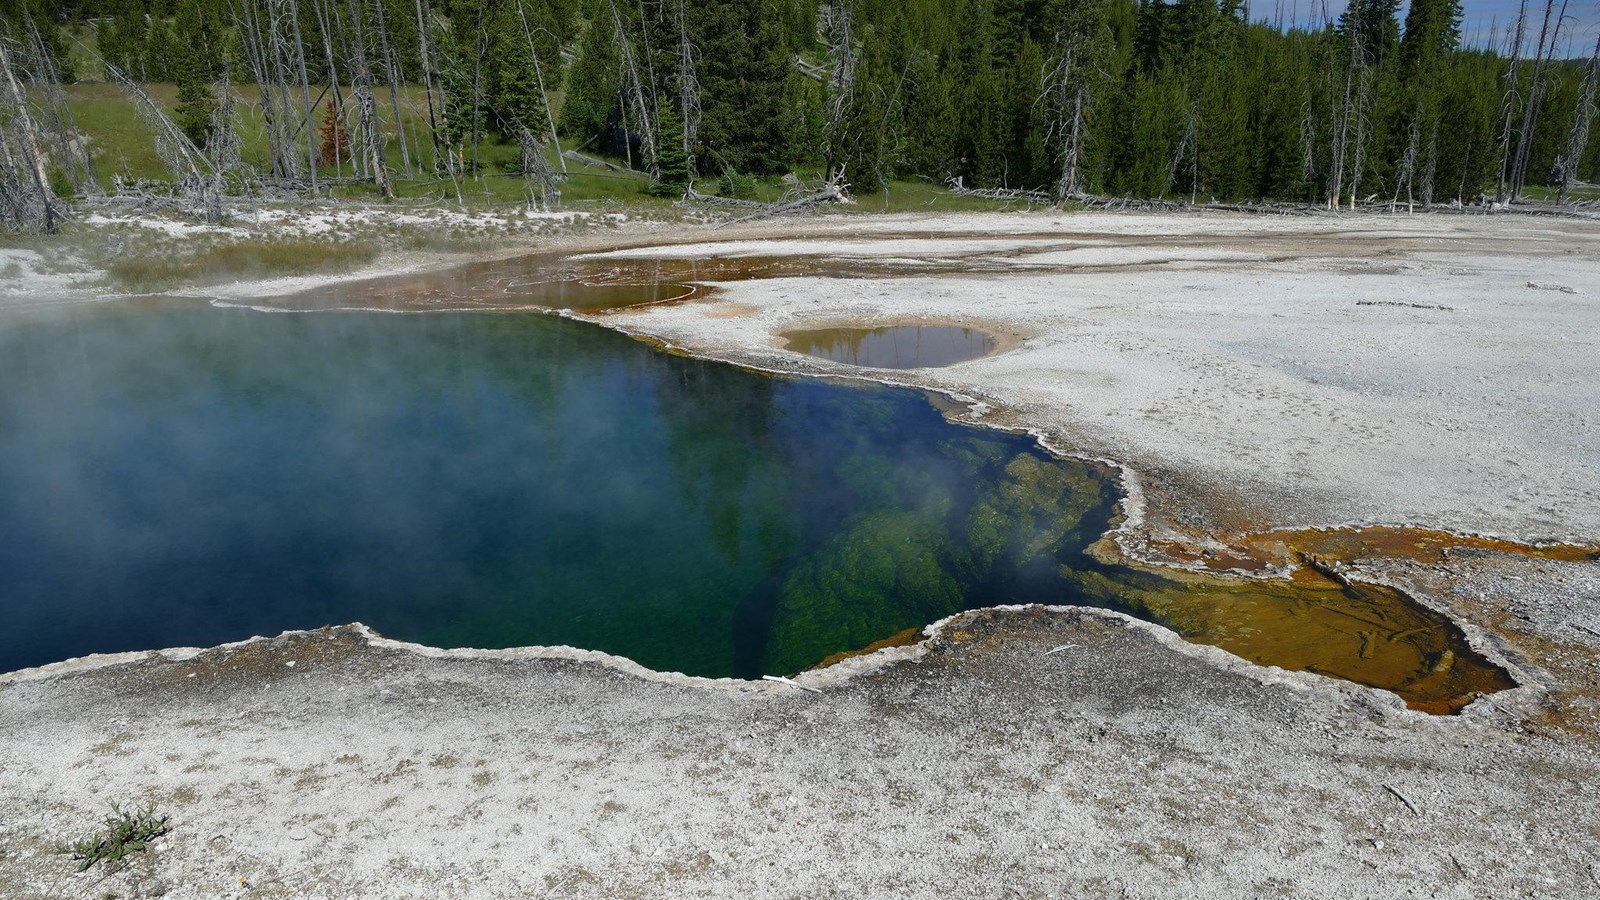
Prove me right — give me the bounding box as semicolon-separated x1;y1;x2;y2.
3;0;1600;231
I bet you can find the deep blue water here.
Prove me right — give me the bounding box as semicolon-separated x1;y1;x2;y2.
0;299;1119;677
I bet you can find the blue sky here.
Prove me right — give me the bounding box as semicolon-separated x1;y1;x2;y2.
1252;0;1600;58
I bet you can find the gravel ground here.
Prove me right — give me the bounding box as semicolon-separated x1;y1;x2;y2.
2;604;1598;900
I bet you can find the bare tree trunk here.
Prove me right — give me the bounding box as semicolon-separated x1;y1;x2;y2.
1348;65;1371;210
1421;119;1438;208
1300;95;1318;204
309;0;348;178
517;125;559;209
233;0;306;183
24;18;98;196
371;0;413;176
468;1;487;176
1509;0;1567;200
287;0;321;193
1393;113;1419;213
413;0;443;169
0;37;59;232
515;0;565;173
1328;45;1355;207
1496;0;1530;203
102;52;224;220
636;0;661;131
0;47;51;197
209;64;246;189
822;0;856;174
1165;100;1197;199
604;0;657;175
346;0;393;197
673;0;699;177
1556;31;1600;203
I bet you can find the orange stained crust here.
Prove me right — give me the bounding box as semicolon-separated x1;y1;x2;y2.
810;627;928;671
1147;525;1597;582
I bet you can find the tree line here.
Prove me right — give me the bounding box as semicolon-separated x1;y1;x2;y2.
3;0;1599;231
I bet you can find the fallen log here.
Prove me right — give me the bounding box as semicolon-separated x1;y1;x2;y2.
714;172;851;228
678;188;769;209
561;150;642;175
946;177;1052;204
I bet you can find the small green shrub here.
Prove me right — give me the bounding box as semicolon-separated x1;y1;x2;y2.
60;803;171;872
718;171;758;200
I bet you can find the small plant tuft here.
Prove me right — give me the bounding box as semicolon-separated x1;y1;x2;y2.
60;803;171;872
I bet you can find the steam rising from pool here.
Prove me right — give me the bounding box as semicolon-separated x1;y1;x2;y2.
0;298;1511;711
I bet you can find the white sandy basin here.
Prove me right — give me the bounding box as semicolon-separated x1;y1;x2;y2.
595;211;1600;544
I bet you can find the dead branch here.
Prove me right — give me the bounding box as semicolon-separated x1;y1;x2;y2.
714;168;851;228
945;177;1051;204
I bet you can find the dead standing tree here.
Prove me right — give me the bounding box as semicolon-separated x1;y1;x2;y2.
345;0;394;198
1508;0;1570;201
103;56;226;220
285;0;319;192
308;0;349;179
820;0;856;176
515;0;566;172
413;0;445;168
370;0;415;176
604;0;658;176
672;0;699;178
1555;30;1600;203
0;36;60;232
516;125;559;209
1042;0;1107;204
232;0;311;186
208;65;246;187
1496;0;1530;203
1326;6;1376;211
22;18;97;199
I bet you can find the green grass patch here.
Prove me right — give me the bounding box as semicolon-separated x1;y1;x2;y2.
53;83;1029;216
104;237;380;292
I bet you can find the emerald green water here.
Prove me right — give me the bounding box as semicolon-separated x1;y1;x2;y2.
0;299;1119;677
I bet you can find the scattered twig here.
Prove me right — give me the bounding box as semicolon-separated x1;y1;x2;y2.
761;675;822;694
1356;300;1458;311
1044;644;1078;655
1383;783;1420;817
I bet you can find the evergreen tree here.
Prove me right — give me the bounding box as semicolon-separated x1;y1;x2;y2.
557;3;619;141
695;0;797;175
485;2;544;137
434;18;487;157
649;102;691;195
171;0;218;147
1339;0;1401;67
1399;0;1462;78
